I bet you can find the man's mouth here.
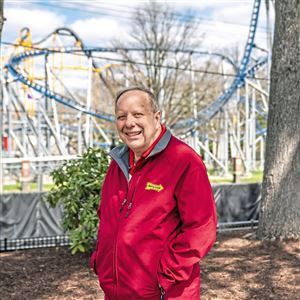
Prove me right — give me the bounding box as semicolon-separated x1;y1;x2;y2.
125;131;142;137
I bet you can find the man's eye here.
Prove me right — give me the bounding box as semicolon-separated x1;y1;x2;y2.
134;113;143;118
117;116;126;120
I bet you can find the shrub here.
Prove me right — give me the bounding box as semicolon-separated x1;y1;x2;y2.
46;147;109;254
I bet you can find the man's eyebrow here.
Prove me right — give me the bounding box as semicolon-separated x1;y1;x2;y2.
116;109;126;113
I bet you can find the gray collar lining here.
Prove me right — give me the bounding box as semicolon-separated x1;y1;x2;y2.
109;129;172;179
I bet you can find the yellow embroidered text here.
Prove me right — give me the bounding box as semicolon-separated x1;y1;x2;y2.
145;182;164;192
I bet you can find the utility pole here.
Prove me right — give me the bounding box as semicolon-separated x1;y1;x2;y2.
0;0;5;194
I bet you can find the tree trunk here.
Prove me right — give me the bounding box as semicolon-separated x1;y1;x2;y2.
257;1;300;240
0;0;4;38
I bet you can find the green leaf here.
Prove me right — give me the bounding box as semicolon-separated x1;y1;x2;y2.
45;147;109;254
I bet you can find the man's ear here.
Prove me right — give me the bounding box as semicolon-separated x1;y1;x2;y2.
154;111;161;125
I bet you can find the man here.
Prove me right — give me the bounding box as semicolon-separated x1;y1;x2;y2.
90;86;217;300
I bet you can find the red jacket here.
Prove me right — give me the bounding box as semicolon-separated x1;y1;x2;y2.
90;130;217;300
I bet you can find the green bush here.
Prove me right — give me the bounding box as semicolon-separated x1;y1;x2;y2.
46;147;109;254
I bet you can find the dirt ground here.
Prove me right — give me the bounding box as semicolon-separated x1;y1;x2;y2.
0;230;299;300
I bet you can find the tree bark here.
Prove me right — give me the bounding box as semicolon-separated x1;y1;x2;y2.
0;0;4;39
257;1;300;240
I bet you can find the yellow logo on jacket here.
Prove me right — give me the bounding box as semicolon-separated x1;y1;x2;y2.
145;182;164;192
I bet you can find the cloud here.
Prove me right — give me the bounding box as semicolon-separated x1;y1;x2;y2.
194;2;274;52
209;3;252;22
70;17;129;46
3;7;66;42
2;1;273;52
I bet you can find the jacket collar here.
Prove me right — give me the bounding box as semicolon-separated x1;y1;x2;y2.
109;129;172;180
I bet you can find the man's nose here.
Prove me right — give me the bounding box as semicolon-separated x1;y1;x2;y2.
125;115;135;127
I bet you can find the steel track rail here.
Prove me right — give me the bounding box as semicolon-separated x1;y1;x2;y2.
6;0;263;128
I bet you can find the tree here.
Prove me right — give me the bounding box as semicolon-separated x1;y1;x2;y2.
113;1;218;127
0;0;3;37
257;1;300;240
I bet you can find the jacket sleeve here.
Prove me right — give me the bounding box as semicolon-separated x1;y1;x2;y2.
89;162;113;273
157;163;217;291
89;204;101;274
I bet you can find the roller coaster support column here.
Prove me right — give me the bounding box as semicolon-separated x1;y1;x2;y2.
244;81;251;174
250;86;256;169
228;116;246;169
45;53;61;146
221;57;230;175
197;139;227;173
77;113;82;155
223;110;229;175
45;52;51;150
189;53;199;153
216;110;229;175
203;134;210;164
85;54;93;147
7;84;12;155
236;89;241;147
37;99;43;192
265;0;273;91
259;135;264;170
255;135;264;170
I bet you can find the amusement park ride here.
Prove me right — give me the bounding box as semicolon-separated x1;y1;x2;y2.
0;0;273;191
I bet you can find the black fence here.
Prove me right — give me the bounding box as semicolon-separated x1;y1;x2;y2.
0;235;70;251
0;222;259;252
217;220;258;231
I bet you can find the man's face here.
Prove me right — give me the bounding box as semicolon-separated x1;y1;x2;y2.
115;90;161;158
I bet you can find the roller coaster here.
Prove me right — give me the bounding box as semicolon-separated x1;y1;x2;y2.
0;0;273;190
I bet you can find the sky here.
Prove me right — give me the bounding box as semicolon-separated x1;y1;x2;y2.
1;0;275;91
2;0;275;52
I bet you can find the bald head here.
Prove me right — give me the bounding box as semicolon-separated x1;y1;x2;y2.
115;86;160;113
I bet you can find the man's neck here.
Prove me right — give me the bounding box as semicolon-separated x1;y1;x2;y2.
134;126;162;163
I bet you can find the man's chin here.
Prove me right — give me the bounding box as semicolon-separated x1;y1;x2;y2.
127;142;142;149
126;141;144;152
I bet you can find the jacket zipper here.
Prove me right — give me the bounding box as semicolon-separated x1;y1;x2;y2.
113;172;141;299
124;173;141;218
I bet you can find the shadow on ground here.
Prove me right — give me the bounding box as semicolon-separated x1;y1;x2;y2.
201;231;300;300
0;247;102;300
0;231;299;300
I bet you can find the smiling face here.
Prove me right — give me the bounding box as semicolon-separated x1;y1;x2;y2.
115;90;161;159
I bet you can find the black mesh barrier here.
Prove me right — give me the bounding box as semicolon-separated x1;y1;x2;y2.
213;183;261;223
0;184;262;251
0;192;65;240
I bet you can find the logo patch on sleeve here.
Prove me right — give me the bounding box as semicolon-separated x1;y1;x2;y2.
145;182;164;192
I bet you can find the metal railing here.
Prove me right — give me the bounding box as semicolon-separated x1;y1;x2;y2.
0;220;259;251
0;235;70;251
217;220;258;232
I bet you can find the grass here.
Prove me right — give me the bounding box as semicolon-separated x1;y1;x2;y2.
209;170;263;184
3;182;54;192
3;171;263;192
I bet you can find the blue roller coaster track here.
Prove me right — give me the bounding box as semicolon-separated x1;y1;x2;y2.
173;0;262;129
5;0;264;128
